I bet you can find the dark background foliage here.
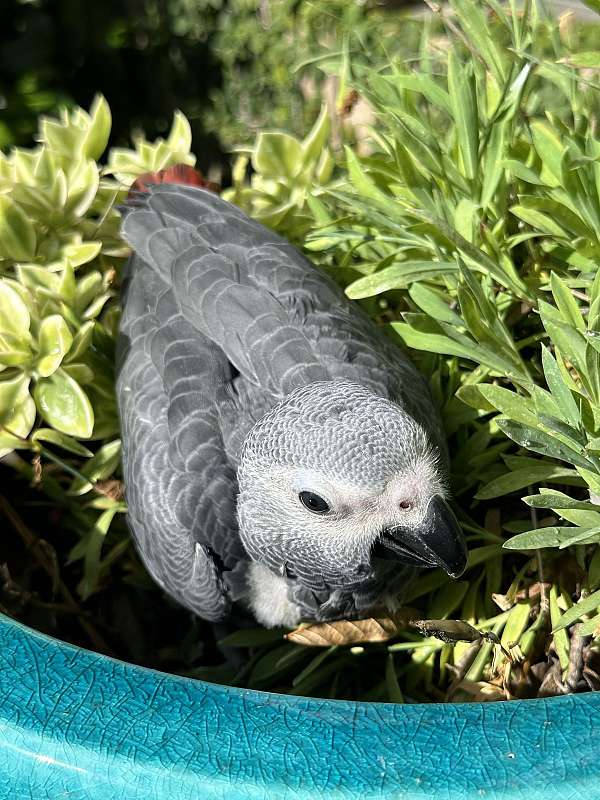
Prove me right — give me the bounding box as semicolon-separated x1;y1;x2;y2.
0;0;415;179
0;0;224;167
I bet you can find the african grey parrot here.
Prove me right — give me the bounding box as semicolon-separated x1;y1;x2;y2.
116;167;467;628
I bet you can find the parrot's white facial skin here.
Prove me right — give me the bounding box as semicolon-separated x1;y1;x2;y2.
245;455;445;627
237;380;465;628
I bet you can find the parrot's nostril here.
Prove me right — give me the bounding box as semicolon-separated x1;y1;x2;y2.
398;500;413;510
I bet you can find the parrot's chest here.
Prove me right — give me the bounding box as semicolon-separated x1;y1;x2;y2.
246;562;302;627
245;561;408;628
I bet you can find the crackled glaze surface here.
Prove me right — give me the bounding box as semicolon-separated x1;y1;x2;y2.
1;614;599;799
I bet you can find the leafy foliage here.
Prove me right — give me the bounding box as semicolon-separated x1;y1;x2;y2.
3;1;600;702
221;0;600;700
0;96;195;599
223;106;334;240
0;0;416;170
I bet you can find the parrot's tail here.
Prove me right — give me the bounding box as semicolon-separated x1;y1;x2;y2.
125;163;219;203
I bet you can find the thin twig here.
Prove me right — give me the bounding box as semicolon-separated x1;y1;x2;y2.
0;494;115;657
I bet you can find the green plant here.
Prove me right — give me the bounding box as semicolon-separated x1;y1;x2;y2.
223;106;334;241
0;96;195;598
3;0;600;703
221;1;600;700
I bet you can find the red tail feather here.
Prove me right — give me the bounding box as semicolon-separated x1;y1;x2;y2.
127;164;219;200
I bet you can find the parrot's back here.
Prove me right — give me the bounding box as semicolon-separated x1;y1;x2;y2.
117;177;440;620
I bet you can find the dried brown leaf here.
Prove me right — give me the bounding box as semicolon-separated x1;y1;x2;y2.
31;455;42;486
94;479;125;501
493;582;551;612
516;581;552;602
285;609;417;647
491;592;513;612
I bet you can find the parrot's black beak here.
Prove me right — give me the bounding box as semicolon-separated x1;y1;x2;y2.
373;495;468;578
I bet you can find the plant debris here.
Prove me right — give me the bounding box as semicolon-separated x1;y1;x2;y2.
285;610;418;646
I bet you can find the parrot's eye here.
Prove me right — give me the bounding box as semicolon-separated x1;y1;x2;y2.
299;491;330;514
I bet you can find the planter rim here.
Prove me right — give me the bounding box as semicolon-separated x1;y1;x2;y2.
2;613;599;799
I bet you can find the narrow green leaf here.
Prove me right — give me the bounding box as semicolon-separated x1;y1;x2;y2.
429;581;469;619
510;206;567;237
68;438;121;494
553;588;600;632
31;428;94;457
344;147;389;204
478;385;537;426
386;73;452;114
413;210;530;298
455;384;496;412
476;465;580;500
454;198;479;243
589;546;600;592
450;0;506;82
409;284;463;326
520;196;593;239
467;544;503;568
481;119;507;208
346;262;456;299
539;301;587;374
392;321;475;360
249;644;305;685
541;345;581;426
530;121;565;183
562;52;600;69
521;493;599;511
293;647;337;687
497;419;593;469
503;526;600;550
502;159;544;185
500;602;531;650
550;273;585;331
585;344;600;405
301;106;329;169
80;507;119;599
447;49;478;181
580;612;600;637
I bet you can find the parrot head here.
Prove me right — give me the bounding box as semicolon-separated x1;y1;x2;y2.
237;380;468;598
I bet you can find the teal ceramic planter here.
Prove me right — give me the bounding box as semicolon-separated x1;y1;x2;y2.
1;613;599;799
